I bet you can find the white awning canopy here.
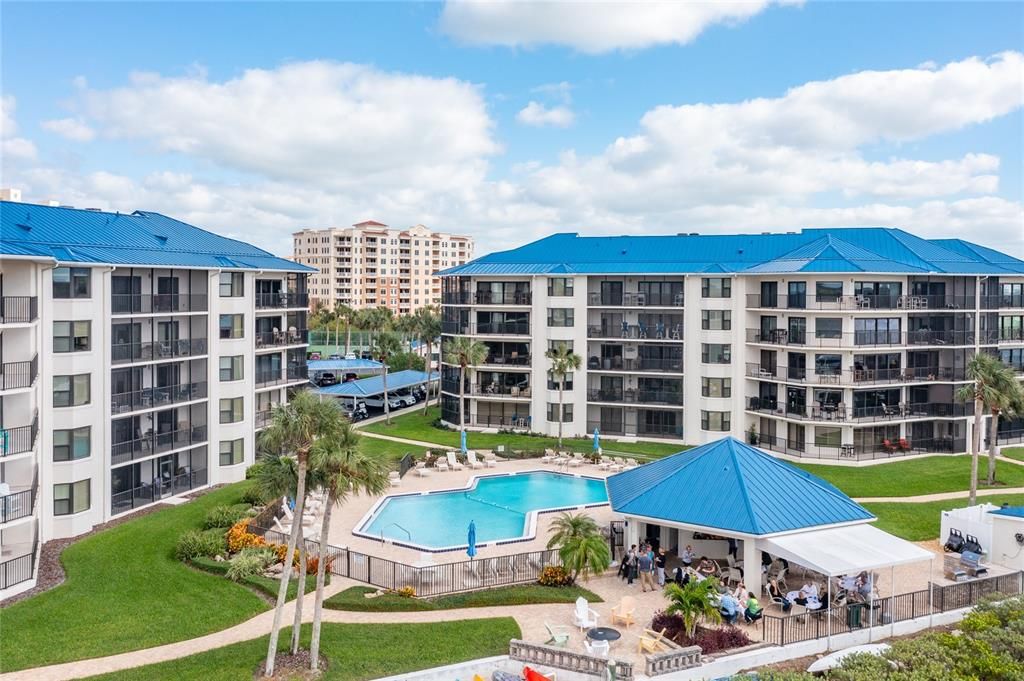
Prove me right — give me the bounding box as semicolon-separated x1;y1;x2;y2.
760;524;934;577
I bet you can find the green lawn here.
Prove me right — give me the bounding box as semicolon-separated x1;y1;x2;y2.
361;408;685;459
864;493;1024;541
0;483;271;672
796;456;1024;498
359;435;428;465
1002;446;1024;462
83;619;520;681
326;583;602;612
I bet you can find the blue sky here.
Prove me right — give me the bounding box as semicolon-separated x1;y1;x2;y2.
2;1;1022;256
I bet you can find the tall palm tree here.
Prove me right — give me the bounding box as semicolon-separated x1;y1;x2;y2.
257;390;342;677
444;336;487;431
313;308;335;350
394;313;418;353
372;331;403;425
333;303;355;355
664;578;723;639
360;306;394;351
415;306;441;413
307;421;389;670
958;353;1024;494
545;344;582;447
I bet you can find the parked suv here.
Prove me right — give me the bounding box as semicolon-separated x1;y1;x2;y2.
391;388;418;407
363;394;403;410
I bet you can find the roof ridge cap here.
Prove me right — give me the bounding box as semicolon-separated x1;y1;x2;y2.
730;441;763;534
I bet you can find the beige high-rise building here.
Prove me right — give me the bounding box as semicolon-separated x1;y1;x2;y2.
292;221;473;314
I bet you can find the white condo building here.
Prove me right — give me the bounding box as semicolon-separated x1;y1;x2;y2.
0;201;314;598
438;230;1024;459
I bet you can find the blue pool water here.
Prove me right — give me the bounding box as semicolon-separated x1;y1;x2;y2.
360;472;608;549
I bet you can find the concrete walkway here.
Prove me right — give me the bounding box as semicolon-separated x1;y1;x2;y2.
853;485;1024;504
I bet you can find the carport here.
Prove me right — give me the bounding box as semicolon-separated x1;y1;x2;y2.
312;369;439;408
307;357;384;385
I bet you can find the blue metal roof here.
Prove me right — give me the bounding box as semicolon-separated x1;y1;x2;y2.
307;358;384;373
605;437;874;536
313;370;438;397
0;201;314;272
990;506;1024;519
438;228;1024;276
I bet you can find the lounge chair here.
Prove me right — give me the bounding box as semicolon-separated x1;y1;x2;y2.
608;457;624;473
416;462;432;477
568;453;584;468
388;471;401;487
435;458;450;473
637;627;671;654
479;450;498;467
625;458;639;469
610;596;636;627
544;622;571;647
446;451;465;471
541;448;558;463
465;450;485;469
573;596;599;630
552;451;570;466
596;457;612;471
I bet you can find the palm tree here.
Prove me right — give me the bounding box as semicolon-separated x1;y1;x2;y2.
444;336;488;431
360;306;394;350
394;313;418;353
333;303;355;356
313;307;335;350
559;534;611;584
957;353;1024;496
546;512;600;549
257;390;342;677
372;331;403;425
415;306;441;413
545;344;582;447
664;578;723;639
307;421;388;671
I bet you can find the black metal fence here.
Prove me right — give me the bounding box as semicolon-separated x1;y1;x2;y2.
1;413;38;457
0;551;35;590
0;296;38;324
1;356;38;390
397;453;415;478
761;571;1023;647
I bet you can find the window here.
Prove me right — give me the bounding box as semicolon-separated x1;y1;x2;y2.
816;281;843;303
52;267;91;298
53;426;91;462
219;439;244;466
815;426;841;447
219;356;244;381
220;397;244;423
219;314;244;339
815;318;842;339
547;278;574;297
546;403;573;422
701;278;731;298
54;479;90;515
701;343;731;364
854;318;901;345
701;377;731;398
815;354;842;376
219;272;244;297
547;308;574;327
701;310;732;330
547;371;574;390
701;410;731;431
54;374;90;407
53;321;91;352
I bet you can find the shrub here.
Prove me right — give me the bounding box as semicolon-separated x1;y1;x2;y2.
226;547;276;582
240;485;269;507
175;529;227;561
395;586;416;598
204;504;251;530
245;462;266;480
538;566;572;587
650;611;750;653
226;519;266;554
305;554;335;574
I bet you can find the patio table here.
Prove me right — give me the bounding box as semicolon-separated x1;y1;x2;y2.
586;627;621;644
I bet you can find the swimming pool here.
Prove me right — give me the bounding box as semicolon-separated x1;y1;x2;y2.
356;471;609;551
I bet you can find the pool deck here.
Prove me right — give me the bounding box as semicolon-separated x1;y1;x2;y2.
327;458;617;563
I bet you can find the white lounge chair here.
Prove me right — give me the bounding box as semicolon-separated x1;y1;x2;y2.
388;471;401;487
465;450;485;469
416;462;432;477
435;458;450;472
480;450;498;468
446;451;465;471
573;596;599;630
541;448;557;463
568;453;584;468
625;458;639;469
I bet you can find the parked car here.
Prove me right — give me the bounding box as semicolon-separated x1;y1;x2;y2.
329;353;343;360
391;388;418;407
315;372;337;386
341;401;368;421
363;394;403;410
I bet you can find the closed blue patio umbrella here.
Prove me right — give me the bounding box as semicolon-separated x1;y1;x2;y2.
593;427;601;452
467;520;477;560
460;429;468;454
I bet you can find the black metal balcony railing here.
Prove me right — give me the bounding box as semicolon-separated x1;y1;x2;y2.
587;291;684;307
484;353;531;366
111;294;208;315
255;410;273;428
0;547;36;590
754;432;968;461
584;419;683;439
255;292;310;309
747;398;972;423
1;356;38;391
0;473;37;525
998;329;1024;343
111;339;208;365
255;365;309;387
982;294;1024;309
442;291;533;305
747;328;981;347
746;293;975;311
1;413;39;457
587;323;684;340
444;383;533;398
111;425;209;467
111;464;208;516
745;363;968;385
254;329;309;348
586;389;684;406
586;356;684;373
0;296;38;324
441;321;531;336
111;381;208;414
441;409;532;430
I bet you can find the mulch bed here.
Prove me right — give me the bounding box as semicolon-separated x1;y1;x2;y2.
254;651;327;680
1;485;230;608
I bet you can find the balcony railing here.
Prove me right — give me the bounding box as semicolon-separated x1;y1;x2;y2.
255;292;309;309
754;433;967;461
0;296;38;324
255;410;273;429
111;465;208;516
111;381;208;414
747;398;972;422
111;294;208;314
442;321;531;336
442;291;532;305
982;294;1024;309
255;365;309;388
111;425;208;466
482;354;531;366
746;328;980;347
1;413;39;457
1;356;38;391
1;470;37;524
586;356;683;373
587;292;684;307
998;329;1024;344
584;419;683;439
587;324;683;340
448;383;532;398
111;339;207;365
746;363;968;385
586;389;684;406
255;329;309;348
0;546;36;590
441;410;532;430
746;293;975;311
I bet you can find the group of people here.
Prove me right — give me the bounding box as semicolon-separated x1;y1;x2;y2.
618;543;668;592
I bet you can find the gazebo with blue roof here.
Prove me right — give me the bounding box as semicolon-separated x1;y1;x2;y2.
607;437;932;597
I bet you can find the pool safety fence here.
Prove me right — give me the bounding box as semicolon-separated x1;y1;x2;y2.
253;526;563;597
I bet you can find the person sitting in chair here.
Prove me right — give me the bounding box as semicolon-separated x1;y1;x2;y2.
767;578;791;612
697;556;716;577
681;545;696;567
744;592;763;623
719;592;740;624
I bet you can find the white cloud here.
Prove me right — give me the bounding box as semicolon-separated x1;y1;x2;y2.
516;101;576;127
41;117;96;142
1;95;37;160
439;0;796;53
